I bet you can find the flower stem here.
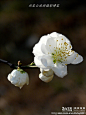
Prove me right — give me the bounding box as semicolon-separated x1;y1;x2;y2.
0;59;37;69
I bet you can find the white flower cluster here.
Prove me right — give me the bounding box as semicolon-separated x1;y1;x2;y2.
33;32;83;82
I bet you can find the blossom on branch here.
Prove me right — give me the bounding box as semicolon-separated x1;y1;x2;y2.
33;32;83;81
7;69;29;89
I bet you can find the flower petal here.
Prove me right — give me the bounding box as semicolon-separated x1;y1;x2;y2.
41;58;47;67
45;37;56;53
33;43;43;56
39;35;50;44
71;53;83;64
50;32;72;50
64;51;77;64
41;55;54;67
50;32;71;44
34;56;50;69
34;57;46;68
33;35;50;56
39;73;53;83
64;51;83;65
41;44;48;54
52;63;67;78
40;68;54;77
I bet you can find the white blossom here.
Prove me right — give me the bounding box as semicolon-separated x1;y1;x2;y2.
39;69;54;82
33;32;83;79
7;69;29;89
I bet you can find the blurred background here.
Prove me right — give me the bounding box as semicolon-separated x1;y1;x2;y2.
0;0;86;115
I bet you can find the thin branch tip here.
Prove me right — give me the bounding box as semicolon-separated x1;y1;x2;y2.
0;59;37;69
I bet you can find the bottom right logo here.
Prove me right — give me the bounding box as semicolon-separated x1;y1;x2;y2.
51;107;86;115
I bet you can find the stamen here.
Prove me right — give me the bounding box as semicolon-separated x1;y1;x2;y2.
64;42;68;46
51;40;72;64
76;54;78;57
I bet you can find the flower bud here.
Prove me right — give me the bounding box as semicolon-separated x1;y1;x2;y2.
7;69;29;89
39;69;54;83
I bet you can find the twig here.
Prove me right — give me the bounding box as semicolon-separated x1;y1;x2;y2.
0;59;37;69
